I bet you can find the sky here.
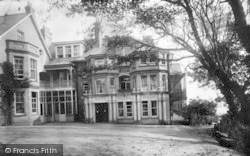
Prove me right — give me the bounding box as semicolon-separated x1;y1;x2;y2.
0;0;228;115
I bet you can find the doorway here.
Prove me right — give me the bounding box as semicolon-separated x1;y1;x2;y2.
95;103;109;122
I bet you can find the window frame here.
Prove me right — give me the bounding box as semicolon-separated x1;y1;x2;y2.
117;101;133;118
96;79;105;94
141;75;147;91
14;91;25;116
14;56;24;79
57;46;63;58
30;59;37;81
17;30;24;41
31;92;38;114
65;46;72;58
141;101;158;117
150;75;157;91
73;45;80;57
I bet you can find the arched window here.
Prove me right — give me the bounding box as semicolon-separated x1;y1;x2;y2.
119;76;130;90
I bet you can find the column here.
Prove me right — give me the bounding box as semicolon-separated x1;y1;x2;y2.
165;94;171;124
71;90;74;115
89;103;92;122
137;101;141;122
162;94;167;123
93;104;96;123
108;102;112;122
113;102;117;122
85;101;88;121
158;98;162;121
133;101;137;121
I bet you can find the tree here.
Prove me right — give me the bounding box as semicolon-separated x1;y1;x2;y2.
0;62;29;125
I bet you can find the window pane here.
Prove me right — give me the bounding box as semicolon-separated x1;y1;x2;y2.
60;103;65;114
73;45;80;57
96;79;105;93
150;75;157;90
141;76;147;90
15;91;24;114
30;59;37;80
66;102;72;114
118;102;124;117
31;92;37;113
142;101;148;116
151;101;157;116
14;57;24;79
65;46;71;58
126;102;132;117
57;47;63;58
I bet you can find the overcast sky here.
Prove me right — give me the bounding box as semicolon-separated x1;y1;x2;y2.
0;0;227;115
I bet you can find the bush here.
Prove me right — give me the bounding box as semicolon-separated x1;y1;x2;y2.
183;99;217;125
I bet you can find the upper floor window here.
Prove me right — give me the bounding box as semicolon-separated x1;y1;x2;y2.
15;91;25;115
14;56;24;79
150;75;157;91
30;59;37;81
96;79;105;93
162;75;167;91
140;57;147;65
141;75;147;91
119;76;130;90
65;46;71;58
57;47;63;58
73;45;80;57
17;30;24;41
110;77;115;88
149;55;157;64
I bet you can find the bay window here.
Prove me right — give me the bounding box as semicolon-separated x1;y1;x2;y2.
14;56;24;79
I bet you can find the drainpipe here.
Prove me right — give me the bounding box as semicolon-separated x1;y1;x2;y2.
167;53;172;125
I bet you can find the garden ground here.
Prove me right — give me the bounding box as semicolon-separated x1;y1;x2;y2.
0;123;242;156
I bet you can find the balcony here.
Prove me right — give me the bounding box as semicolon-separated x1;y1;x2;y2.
170;89;187;101
40;80;73;88
6;40;39;56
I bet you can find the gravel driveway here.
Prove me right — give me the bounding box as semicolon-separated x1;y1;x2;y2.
0;123;242;156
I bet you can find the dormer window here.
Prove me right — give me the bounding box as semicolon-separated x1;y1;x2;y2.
73;45;80;57
17;30;24;41
57;47;63;58
65;46;71;58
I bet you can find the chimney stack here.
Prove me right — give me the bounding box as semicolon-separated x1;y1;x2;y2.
41;26;52;47
25;2;35;14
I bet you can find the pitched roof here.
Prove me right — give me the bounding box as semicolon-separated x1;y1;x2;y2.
0;13;52;59
0;13;30;37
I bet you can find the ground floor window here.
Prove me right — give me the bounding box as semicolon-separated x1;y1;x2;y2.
142;101;158;117
31;92;37;114
15;91;25;115
118;101;133;118
40;90;75;117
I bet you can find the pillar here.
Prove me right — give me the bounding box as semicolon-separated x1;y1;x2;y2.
85;101;88;121
93;104;96;123
108;102;112;122
158;98;162;121
113;102;117;122
89;103;93;122
137;101;141;121
133;101;137;121
165;94;171;124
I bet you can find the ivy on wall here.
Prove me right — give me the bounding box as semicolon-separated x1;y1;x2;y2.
0;62;29;125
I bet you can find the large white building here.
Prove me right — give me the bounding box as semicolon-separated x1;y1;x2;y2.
0;5;186;125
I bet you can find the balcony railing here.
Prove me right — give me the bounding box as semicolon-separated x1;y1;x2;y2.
6;40;39;56
40;80;73;88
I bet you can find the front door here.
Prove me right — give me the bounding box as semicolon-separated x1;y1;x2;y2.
95;103;109;122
